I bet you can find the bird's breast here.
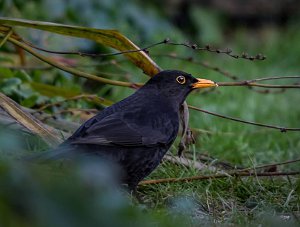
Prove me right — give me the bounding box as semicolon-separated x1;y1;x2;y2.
123;98;179;145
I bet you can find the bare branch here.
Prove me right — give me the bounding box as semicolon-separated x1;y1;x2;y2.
153;53;238;80
4;35;143;88
238;158;300;172
218;81;300;89
165;41;266;61
22;38;168;58
246;76;300;83
189;105;300;132
16;37;266;62
35;94;110;112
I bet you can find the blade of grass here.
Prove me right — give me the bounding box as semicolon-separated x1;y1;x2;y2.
0;17;161;76
3;35;143;88
0;92;62;146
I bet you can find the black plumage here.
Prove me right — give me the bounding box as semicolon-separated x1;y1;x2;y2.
35;70;216;190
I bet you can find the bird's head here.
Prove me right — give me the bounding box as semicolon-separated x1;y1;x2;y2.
141;70;217;106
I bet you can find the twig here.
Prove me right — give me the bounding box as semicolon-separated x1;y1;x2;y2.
17;37;266;62
35;94;111;112
1;65;53;70
246;76;300;83
166;41;266;61
189;105;300;132
3;35;143;88
218;81;300;89
43;108;97;117
37;108;98;123
218;76;300;89
22;39;168;58
0;60;127;70
0;28;12;47
139;171;300;185
110;60;134;81
26;107;79;133
238;158;300;172
153;53;238;80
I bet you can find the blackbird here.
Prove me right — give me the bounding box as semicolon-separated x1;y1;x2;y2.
36;70;216;190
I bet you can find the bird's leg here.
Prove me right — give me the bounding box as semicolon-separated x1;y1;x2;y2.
178;101;190;157
126;183;145;204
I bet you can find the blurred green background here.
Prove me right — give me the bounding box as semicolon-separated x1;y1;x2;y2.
0;0;300;226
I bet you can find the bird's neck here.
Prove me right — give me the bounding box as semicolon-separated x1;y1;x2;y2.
136;86;186;111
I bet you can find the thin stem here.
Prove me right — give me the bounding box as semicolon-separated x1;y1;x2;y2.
153;53;238;80
238;158;300;172
166;41;266;61
35;94;111;112
0;28;13;48
22;39;167;57
0;60;127;70
218;81;300;89
247;76;300;83
4;35;143;88
189;105;300;132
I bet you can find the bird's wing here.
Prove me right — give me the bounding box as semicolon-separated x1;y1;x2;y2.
69;113;175;147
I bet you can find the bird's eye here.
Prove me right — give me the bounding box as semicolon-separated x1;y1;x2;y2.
176;75;186;84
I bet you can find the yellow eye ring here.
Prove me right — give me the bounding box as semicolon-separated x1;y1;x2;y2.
176;75;186;84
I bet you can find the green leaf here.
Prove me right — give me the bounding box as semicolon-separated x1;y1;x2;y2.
0;17;161;76
0;67;14;79
14;70;32;82
20;94;38;108
29;81;80;98
0;78;22;94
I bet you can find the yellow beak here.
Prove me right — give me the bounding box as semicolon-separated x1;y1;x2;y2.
192;78;218;89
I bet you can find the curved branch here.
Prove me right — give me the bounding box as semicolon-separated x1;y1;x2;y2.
238;158;300;172
4;35;143;88
22;39;168;58
246;76;300;82
218;81;300;89
153;53;238;80
189;105;300;132
166;41;266;61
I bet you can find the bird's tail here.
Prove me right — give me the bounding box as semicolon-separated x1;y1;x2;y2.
23;144;75;163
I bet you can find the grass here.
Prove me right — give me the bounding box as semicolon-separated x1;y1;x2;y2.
0;20;300;226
